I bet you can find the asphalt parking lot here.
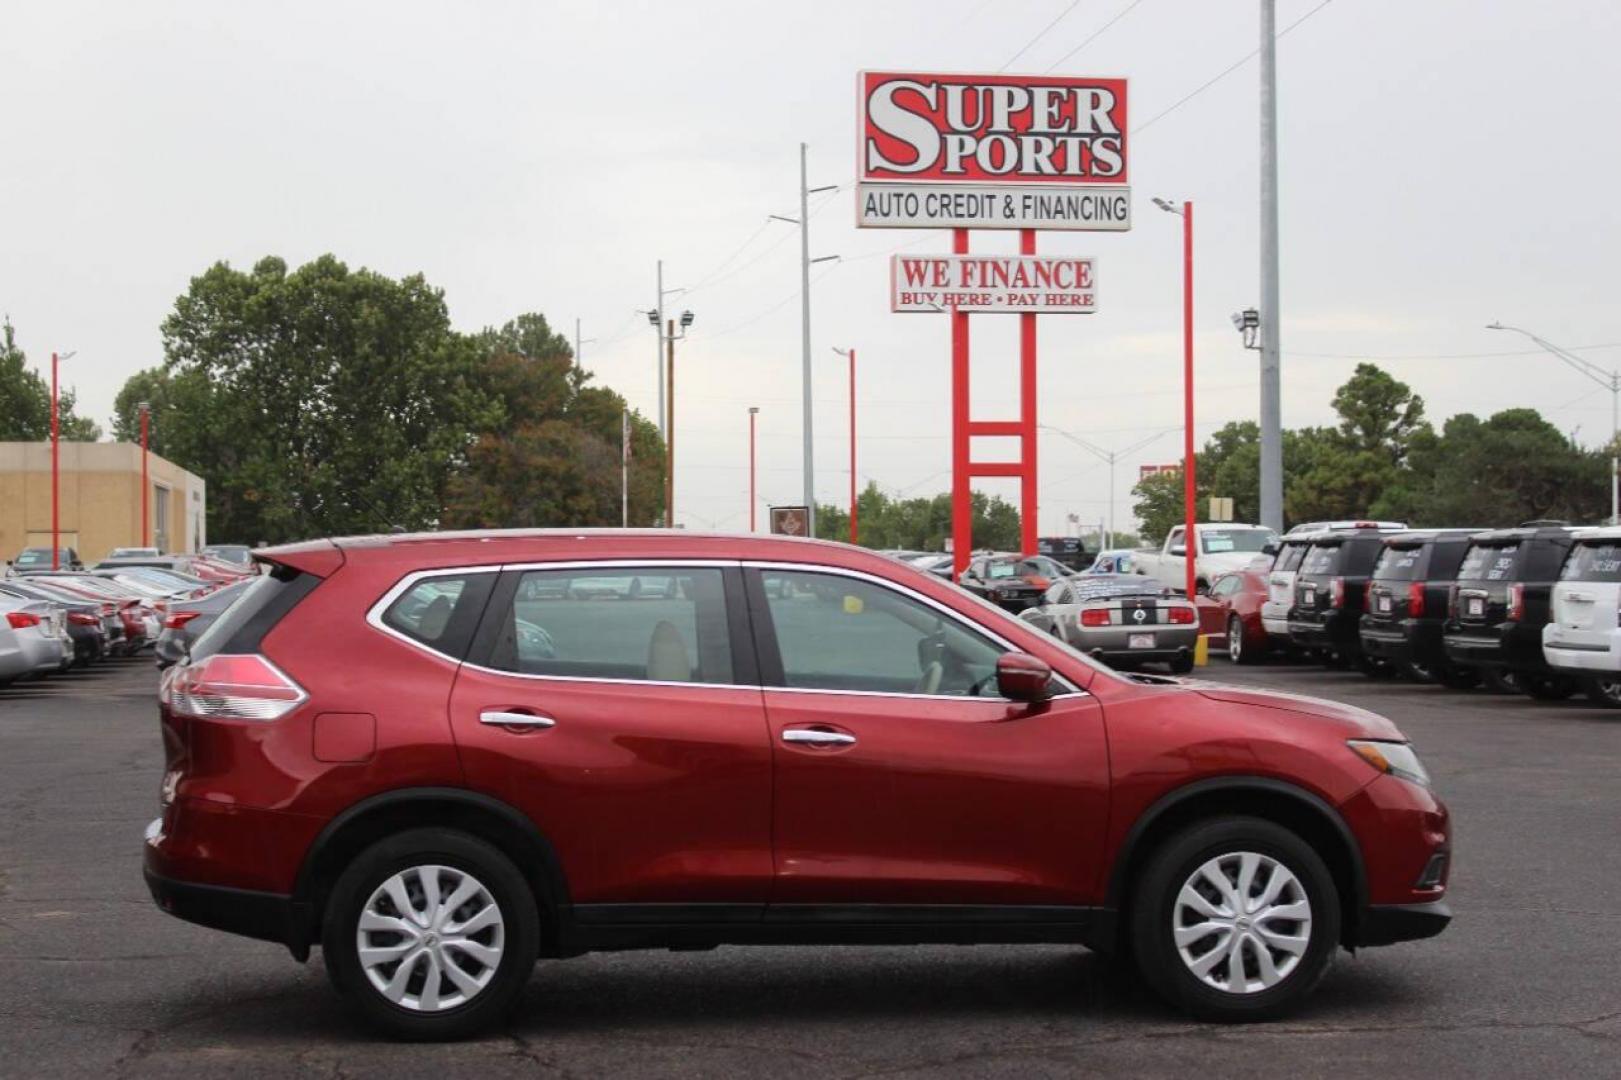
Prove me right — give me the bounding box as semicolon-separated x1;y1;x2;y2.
2;656;1618;1078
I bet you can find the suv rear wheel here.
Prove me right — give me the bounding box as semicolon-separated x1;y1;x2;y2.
1130;816;1340;1022
321;827;540;1040
1584;676;1621;709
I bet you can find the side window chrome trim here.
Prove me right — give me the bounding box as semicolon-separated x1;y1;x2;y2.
365;566;502;663
742;560;1084;698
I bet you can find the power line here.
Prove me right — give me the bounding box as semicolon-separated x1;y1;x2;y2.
1134;0;1334;135
1001;0;1085;71
1045;0;1149;72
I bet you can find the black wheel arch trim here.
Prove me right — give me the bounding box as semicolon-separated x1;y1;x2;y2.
1105;774;1369;915
290;786;573;949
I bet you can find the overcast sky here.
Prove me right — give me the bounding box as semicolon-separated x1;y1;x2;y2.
4;0;1618;537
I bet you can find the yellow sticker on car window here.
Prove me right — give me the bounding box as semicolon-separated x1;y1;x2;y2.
843;595;864;615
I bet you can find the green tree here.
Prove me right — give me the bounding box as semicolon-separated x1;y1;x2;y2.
0;317;103;440
151;255;502;542
1132;467;1203;542
1285;366;1430;523
814;483;1024;551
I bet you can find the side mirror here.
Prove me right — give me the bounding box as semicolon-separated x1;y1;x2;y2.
1169;545;1186;557
996;652;1053;702
1262;541;1280;556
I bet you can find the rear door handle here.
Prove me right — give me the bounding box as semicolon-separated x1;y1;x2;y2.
479;710;556;729
782;729;856;747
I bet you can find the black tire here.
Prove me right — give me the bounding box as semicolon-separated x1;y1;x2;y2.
1130;816;1340;1023
1168;654;1195;675
1583;676;1621;709
1435;663;1481;690
1481;667;1522;694
1521;673;1578;701
321;827;540;1041
1402;660;1436;684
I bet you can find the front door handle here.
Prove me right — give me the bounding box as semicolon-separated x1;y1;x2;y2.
479;710;556;729
782;728;856;747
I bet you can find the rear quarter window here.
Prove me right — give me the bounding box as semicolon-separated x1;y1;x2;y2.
1561;542;1621;583
1458;543;1520;582
1277;544;1308;572
189;568;322;661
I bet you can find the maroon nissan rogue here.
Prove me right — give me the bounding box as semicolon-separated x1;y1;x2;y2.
146;530;1451;1039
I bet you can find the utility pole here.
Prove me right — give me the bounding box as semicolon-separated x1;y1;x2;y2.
51;352;60;569
748;406;759;532
1258;0;1284;532
798;142;815;536
621;408;630;528
654;261;665;441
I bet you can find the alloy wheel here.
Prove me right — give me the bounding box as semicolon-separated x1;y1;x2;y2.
1172;851;1312;994
357;864;505;1013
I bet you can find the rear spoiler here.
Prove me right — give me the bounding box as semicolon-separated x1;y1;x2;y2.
253;538;345;579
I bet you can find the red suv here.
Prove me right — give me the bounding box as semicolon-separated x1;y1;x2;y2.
146;531;1451;1039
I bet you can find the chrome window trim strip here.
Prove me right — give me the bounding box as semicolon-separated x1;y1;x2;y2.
363;557;1085;700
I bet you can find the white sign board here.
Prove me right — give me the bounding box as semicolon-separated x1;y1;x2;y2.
891;254;1097;313
860;183;1130;231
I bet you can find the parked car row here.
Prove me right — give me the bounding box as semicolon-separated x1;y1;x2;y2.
0;548;260;687
1185;520;1621;708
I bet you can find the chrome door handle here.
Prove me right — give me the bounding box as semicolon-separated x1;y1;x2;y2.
479;710;556;729
782;729;856;747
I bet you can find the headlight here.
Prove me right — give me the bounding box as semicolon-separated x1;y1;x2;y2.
1348;739;1430;787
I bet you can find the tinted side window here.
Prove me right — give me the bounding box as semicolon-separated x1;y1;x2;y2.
1373;546;1423;581
761;569;1004;697
381;572;495;659
1459;543;1519;582
485;567;733;684
1278;544;1308;572
1561;541;1621;583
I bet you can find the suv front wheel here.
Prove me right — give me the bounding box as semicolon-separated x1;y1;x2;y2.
1130;816;1340;1021
322;827;540;1040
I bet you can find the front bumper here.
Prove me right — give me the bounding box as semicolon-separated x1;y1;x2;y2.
1354;900;1453;946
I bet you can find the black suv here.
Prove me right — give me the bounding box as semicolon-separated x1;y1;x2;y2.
1441;525;1581;698
1359;530;1480;686
1037;536;1093;572
1288;527;1406;669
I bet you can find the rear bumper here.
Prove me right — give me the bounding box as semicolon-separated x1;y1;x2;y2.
1543;625;1621;674
1354;900;1453;947
144;867;299;947
1361;618;1445;667
1288;614;1359;652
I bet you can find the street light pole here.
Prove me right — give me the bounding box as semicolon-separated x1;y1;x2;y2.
1041;424;1177;551
139;402;151;548
51;352;60;569
1487;322;1621;523
1258;0;1284;534
798;143;815;536
832;347;857;544
1154;197;1198;598
748;407;760;533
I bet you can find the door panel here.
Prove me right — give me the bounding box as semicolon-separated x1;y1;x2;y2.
765;689;1109;905
448;563;772;904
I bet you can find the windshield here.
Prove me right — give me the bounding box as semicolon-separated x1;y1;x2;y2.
1561;541;1621;583
1458;543;1520;582
1373;546;1423;581
1201;529;1275;554
983;561;1021;579
14;549;64;568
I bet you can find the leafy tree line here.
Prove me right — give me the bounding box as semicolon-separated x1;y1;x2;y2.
1132;363;1611;540
0;318;103;441
816;482;1024;551
100;254;664;543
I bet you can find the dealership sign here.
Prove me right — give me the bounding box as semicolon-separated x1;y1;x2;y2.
891;254;1096;313
858;71;1130;230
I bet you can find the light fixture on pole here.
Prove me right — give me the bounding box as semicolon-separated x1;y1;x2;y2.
662;311;696;528
1231;308;1261;351
748;406;760;533
1154;196;1198;598
138;401;151;549
831;347;857;545
1487;322;1621;524
1041;424;1177;551
649;262;686;442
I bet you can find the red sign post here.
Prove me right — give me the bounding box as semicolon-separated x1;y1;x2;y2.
858;71;1130;577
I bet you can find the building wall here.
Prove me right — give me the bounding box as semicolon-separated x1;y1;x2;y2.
0;442;207;563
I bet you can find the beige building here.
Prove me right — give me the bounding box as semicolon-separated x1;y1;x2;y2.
0;441;207;562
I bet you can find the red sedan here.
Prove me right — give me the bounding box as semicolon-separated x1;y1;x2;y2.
1198;570;1273;664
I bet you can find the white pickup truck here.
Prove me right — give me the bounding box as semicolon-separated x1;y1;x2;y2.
1134;523;1279;595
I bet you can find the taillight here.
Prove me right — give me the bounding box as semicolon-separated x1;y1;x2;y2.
1330;577;1345;608
163;611;201;630
6;611;41;629
1080;609;1112;627
1448;583;1459;618
68;611;99;626
1167;606;1196;625
1028;575;1051;590
161;654;307;721
1408;581;1426;618
1508;583;1525;622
